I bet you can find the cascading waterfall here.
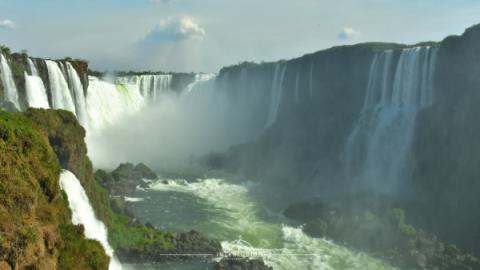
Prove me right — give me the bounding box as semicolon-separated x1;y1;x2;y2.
265;64;288;129
309;61;314;98
117;74;173;103
294;72;300;101
66;63;89;127
27;58;39;76
25;72;50;109
45;60;77;114
60;170;122;270
0;54;20;109
345;46;438;192
86;76;146;132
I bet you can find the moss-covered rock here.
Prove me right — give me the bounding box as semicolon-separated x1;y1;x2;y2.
0;111;108;269
284;198;480;270
23;108;220;263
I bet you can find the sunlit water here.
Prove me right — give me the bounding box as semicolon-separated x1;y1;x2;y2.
123;178;396;270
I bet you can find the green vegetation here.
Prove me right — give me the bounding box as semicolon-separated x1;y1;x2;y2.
24;109;178;258
109;212;175;250
90;173;176;251
386;208;416;237
0;111;108;269
115;83;129;94
9;57;26;78
0;45;10;55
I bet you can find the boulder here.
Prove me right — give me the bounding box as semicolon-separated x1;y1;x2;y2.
135;163;157;180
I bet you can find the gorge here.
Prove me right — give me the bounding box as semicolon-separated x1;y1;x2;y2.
1;19;480;270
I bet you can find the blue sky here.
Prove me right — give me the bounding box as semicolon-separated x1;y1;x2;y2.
1;0;479;72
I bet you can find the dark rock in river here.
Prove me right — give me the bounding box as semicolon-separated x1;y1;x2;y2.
214;257;273;270
116;230;222;263
135;162;157;180
95;162;158;195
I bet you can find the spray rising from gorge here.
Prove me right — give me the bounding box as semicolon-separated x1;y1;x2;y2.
2;22;480;269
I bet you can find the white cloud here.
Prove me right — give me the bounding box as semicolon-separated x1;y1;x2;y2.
0;19;16;29
142;16;206;43
337;27;361;40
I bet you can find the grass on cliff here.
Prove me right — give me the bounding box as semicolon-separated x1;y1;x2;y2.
24;109;177;254
0;111;109;269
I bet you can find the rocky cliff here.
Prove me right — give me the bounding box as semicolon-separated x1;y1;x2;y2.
205;24;480;257
412;23;480;254
0;110;109;270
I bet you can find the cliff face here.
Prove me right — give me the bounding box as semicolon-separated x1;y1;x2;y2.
213;44;382;192
209;24;480;255
24;109;112;224
412;24;480;253
0;111;109;270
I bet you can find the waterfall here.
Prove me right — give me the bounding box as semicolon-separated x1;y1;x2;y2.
60;170;122;270
86;76;146;132
27;58;39;76
116;74;173;103
294;72;300;101
66;63;89;128
184;73;216;95
265;64;288;129
45;60;77;114
345;46;438;192
309;62;314;98
25;72;50;109
152;75;172;102
0;54;20;109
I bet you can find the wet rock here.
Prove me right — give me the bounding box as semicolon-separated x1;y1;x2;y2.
284;198;480;270
116;230;222;263
135;163;157;180
95;162;157;195
214;257;273;270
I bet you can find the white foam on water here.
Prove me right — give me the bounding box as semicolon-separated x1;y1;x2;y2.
150;178;396;270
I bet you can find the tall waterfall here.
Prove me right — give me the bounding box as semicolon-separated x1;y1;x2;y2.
45;60;77;114
27;58;39;76
0;54;20;109
345;46;438;192
66;63;89;127
60;170;123;270
265;63;288;129
25;72;50;109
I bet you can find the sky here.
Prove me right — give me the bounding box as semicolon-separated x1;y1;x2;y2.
1;0;480;73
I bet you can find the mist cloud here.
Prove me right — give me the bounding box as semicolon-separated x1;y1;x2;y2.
337;27;361;40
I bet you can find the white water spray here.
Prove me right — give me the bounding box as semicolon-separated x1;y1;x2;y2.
0;54;20;109
27;58;39;76
45;60;77;114
24;72;50;109
86;76;146;132
66;63;89;128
